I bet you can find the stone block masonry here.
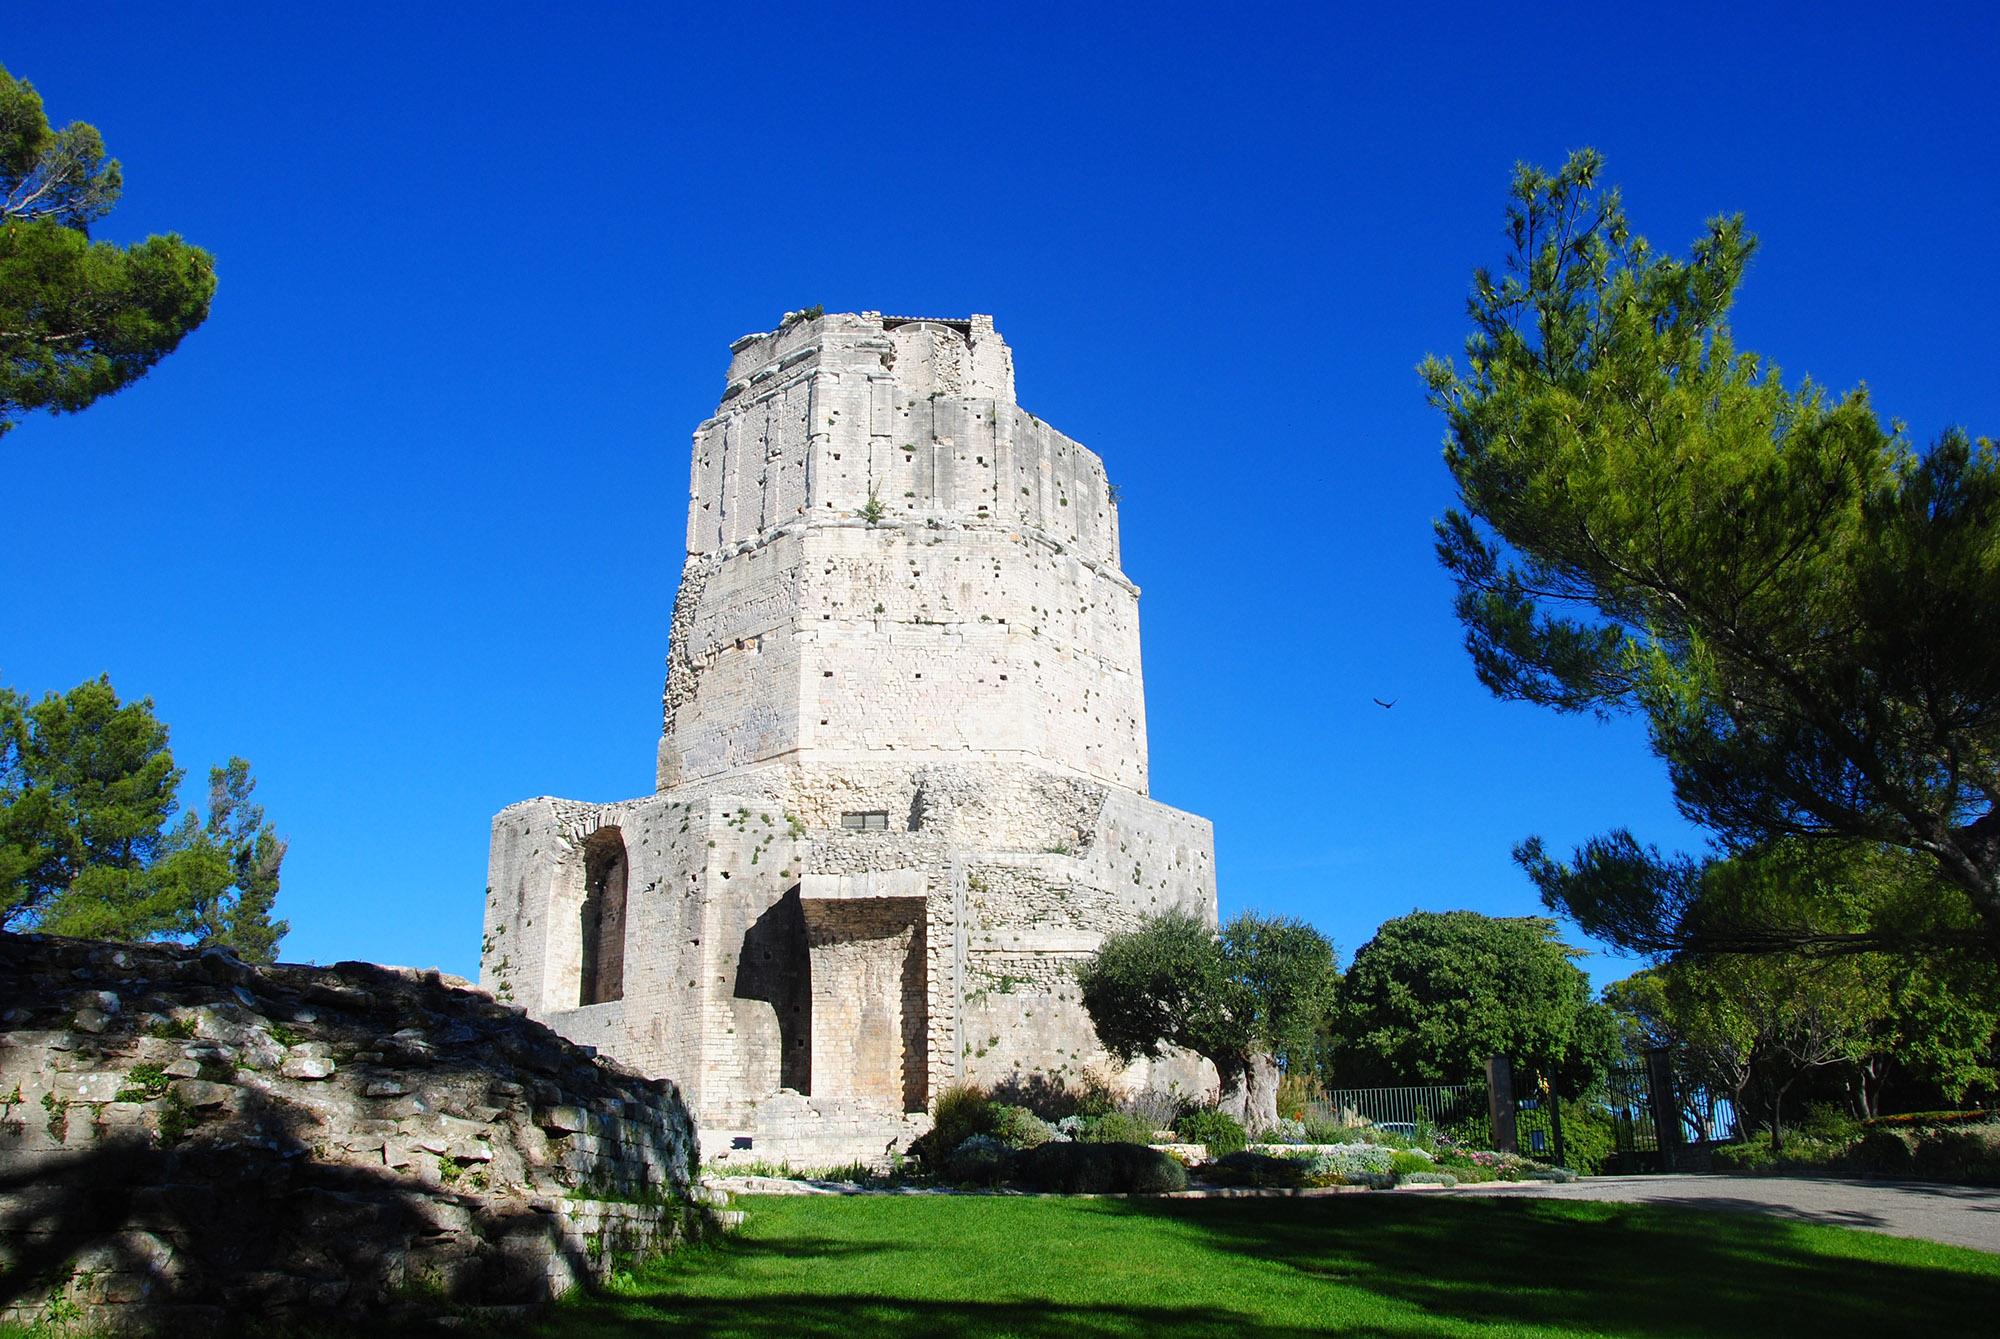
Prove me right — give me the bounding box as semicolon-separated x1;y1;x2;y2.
488;313;1220;1169
0;933;721;1332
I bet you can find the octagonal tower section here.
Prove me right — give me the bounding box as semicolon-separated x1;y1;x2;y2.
657;312;1148;796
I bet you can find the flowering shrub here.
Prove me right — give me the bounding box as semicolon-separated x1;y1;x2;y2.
1433;1145;1548;1181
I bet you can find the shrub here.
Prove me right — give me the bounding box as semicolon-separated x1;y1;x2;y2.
945;1135;1012;1185
1010;1141;1188;1194
1078;1110;1156;1145
1123;1087;1186;1132
1399;1170;1458;1187
1712;1142;1777;1174
1865;1109;1999;1131
1300;1116;1348;1144
991;1104;1055;1150
1070;1070;1122;1118
1555;1101;1616;1174
1265;1117;1309;1145
914;1083;997;1168
1174;1108;1247;1157
1298;1143;1395;1186
1913;1130;2000;1185
1388;1149;1435;1176
1851;1129;1914;1175
1202;1151;1307;1189
1796;1102;1863;1144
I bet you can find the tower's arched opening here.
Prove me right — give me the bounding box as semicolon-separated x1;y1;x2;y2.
578;827;628;1005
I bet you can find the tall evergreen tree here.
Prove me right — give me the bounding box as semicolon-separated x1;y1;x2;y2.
1;63;215;435
1423;149;2000;962
0;678;286;960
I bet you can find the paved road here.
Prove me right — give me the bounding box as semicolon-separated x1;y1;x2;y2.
1446;1173;2000;1254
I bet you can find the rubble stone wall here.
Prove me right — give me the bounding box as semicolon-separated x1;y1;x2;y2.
0;933;712;1333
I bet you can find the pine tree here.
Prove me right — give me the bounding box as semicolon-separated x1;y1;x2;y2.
1424;150;2000;963
1;63;215;435
1;678;286;960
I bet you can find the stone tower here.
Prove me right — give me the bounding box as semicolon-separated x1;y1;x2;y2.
483;313;1217;1165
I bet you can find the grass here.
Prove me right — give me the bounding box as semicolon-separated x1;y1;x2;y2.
532;1193;2000;1337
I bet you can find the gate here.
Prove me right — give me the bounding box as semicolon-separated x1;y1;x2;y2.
1439;1049;1694;1173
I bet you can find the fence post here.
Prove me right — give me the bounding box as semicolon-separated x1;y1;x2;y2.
1645;1045;1683;1172
1486;1055;1518;1155
1549;1090;1567;1169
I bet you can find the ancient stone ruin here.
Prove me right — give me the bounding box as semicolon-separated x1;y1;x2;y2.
485;312;1219;1166
0;932;716;1331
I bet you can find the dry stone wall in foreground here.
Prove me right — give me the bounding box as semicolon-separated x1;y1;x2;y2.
0;932;718;1333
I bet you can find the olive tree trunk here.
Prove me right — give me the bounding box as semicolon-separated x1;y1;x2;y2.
1214;1052;1281;1134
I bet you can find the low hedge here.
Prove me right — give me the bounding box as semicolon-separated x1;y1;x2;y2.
1713;1121;2000;1185
1201;1151;1307;1189
1010;1141;1189;1194
1863;1109;1998;1130
944;1134;1013;1186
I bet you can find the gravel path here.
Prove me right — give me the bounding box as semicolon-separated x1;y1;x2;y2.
1446;1173;2000;1254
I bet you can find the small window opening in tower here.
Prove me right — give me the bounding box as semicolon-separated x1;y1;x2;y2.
579;827;628;1005
840;811;890;832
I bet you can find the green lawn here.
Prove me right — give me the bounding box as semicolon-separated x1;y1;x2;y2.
535;1192;2000;1337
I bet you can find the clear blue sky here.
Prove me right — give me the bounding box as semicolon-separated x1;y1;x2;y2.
5;4;1995;987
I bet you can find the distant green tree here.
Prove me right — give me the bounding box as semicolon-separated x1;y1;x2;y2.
1077;910;1338;1131
1333;911;1618;1099
1;63;215;435
1605;876;1999;1129
0;677;286;960
1421;148;2000;963
1605;951;1882;1150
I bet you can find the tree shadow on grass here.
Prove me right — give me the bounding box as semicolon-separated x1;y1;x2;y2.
536;1290;1386;1339
1089;1194;2000;1336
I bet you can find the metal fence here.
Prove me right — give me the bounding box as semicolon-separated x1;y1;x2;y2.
1306;1084;1492;1146
1303;1052;1737;1173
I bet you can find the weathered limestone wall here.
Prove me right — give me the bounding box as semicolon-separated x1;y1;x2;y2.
690;314;1110;561
0;934;715;1333
661;311;1143;796
488;312;1220;1170
487;758;1216;1164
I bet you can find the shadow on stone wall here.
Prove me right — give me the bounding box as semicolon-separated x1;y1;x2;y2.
0;1134;607;1330
735;889;812;1093
0;932;708;1332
